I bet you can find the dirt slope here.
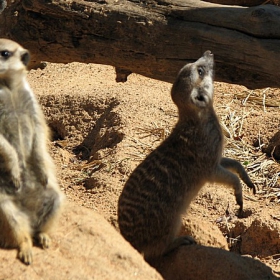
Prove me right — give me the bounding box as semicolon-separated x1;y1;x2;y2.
0;202;162;280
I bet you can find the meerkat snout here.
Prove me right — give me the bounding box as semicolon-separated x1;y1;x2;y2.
202;50;214;65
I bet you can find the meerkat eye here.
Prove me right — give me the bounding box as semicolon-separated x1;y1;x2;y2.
197;67;204;77
0;50;11;59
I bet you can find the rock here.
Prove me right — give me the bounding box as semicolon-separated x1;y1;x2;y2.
181;215;229;250
263;131;280;160
153;245;278;280
0;202;162;280
241;217;280;257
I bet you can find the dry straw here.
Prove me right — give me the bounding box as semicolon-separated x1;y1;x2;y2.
126;89;280;201
229;88;280;200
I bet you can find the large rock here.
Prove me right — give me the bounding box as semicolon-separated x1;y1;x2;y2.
241;217;280;257
153;245;278;280
181;215;229;250
0;202;162;280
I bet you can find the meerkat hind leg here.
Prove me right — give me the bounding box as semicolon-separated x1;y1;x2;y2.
34;187;63;249
0;199;33;265
164;235;197;256
144;235;196;265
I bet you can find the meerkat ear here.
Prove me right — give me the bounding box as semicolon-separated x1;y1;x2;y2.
21;50;30;66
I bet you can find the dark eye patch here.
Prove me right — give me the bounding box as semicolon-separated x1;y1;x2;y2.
0;50;12;59
197;66;204;77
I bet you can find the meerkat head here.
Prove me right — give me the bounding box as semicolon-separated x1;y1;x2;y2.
171;51;214;115
0;39;30;78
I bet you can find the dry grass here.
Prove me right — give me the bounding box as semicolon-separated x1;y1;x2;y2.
125;122;171;161
126;92;280;202
221;89;280;199
235;88;280;111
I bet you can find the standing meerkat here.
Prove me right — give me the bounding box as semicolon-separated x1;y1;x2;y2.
0;38;64;265
118;51;256;264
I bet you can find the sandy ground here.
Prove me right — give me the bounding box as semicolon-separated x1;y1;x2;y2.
27;61;280;276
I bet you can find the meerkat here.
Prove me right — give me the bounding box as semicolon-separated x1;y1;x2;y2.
0;38;64;265
118;51;256;264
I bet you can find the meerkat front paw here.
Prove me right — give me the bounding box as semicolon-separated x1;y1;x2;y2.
18;247;33;265
37;232;51;249
10;167;21;190
10;176;21;190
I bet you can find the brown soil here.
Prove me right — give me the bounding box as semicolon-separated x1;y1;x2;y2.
28;62;280;277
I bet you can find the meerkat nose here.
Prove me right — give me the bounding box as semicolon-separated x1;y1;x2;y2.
203;50;214;68
204;50;213;56
203;50;214;59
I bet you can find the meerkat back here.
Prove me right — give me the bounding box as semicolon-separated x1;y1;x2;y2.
0;38;64;265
